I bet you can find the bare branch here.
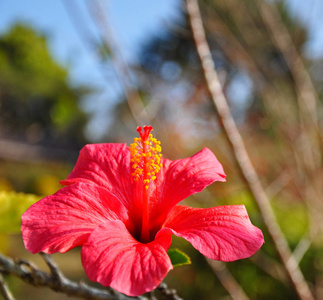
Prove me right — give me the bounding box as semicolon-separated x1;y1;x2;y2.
255;0;321;128
255;0;322;207
206;259;250;300
0;252;143;300
185;1;314;300
265;172;291;199
291;224;321;266
0;272;16;300
291;237;312;267
155;282;183;300
249;253;289;286
86;0;149;125
40;253;65;284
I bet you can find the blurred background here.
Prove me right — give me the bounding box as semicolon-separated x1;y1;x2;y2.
0;0;322;299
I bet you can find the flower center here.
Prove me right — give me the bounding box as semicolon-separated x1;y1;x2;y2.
129;126;162;243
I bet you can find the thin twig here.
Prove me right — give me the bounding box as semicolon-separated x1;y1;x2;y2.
0;272;16;300
61;0;122;94
291;237;312;266
0;252;143;300
185;1;314;300
255;0;320;128
206;259;250;300
255;3;322;228
291;224;321;266
86;0;149;125
40;253;66;284
249;253;289;286
155;282;183;300
265;172;291;199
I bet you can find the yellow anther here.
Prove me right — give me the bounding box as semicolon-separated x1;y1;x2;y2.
129;126;163;188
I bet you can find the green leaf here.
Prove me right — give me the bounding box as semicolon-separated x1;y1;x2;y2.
167;248;191;268
0;191;40;234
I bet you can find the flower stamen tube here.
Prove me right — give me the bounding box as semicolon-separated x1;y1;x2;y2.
129;126;163;242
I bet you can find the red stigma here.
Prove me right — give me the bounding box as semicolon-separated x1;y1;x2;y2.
137;126;153;141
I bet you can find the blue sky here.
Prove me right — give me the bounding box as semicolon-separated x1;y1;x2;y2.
0;0;179;87
1;0;322;139
286;0;323;58
3;0;321;89
0;0;180;138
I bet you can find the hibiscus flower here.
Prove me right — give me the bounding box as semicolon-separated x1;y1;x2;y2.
21;126;264;296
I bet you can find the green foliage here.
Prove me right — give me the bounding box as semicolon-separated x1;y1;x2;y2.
0;23;90;148
0;191;39;234
167;248;191;268
0;24;67;98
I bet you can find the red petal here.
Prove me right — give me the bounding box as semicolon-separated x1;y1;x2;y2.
60;143;135;209
158;205;264;262
81;220;173;297
149;148;226;232
21;183;131;254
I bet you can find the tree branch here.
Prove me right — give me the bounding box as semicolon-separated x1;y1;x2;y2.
185;1;314;300
206;259;250;300
0;252;143;300
255;0;321;129
0;272;16;300
0;252;181;300
86;0;150;125
155;282;183;300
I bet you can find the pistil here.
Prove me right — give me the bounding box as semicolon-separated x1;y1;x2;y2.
129;126;162;243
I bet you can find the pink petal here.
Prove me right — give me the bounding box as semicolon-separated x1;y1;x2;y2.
158;205;264;262
149;148;226;232
60;143;135;209
81;220;173;297
21;183;132;254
